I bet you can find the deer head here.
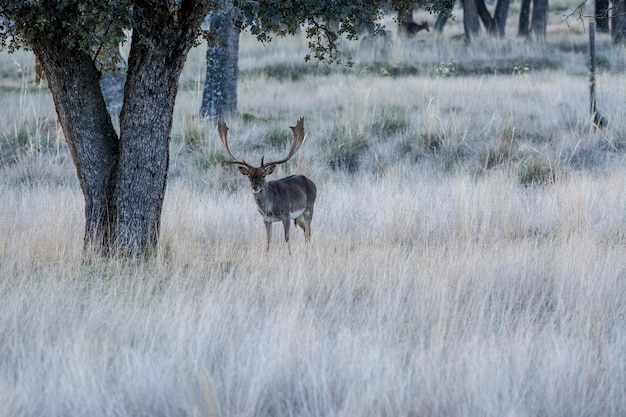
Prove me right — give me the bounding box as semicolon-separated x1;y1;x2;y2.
218;118;307;193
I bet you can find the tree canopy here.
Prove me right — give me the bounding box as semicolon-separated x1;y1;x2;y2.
2;0;436;65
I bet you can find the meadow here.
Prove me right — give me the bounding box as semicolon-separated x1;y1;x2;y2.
1;4;626;416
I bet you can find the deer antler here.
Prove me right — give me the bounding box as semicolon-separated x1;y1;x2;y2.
263;117;307;167
217;121;250;167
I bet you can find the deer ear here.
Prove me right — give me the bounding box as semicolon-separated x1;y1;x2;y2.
264;164;277;175
237;166;249;176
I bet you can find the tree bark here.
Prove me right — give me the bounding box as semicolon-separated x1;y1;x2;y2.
613;0;626;43
531;0;549;42
475;0;497;34
518;0;532;37
595;0;610;32
200;0;241;119
115;6;209;256
494;0;511;37
31;39;119;255
463;0;481;42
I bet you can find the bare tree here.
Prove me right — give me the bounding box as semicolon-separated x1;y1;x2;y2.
532;0;549;42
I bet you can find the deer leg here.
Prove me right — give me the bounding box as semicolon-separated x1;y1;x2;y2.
295;215;310;241
301;209;313;242
282;217;292;255
264;221;272;252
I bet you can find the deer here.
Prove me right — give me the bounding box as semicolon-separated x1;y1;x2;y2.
218;118;317;254
405;20;430;36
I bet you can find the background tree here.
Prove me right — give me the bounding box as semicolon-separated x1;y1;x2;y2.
613;0;626;43
519;0;549;41
595;0;610;32
434;0;510;38
519;0;532;37
0;0;433;258
463;0;482;41
531;0;549;42
200;0;240;119
435;0;456;32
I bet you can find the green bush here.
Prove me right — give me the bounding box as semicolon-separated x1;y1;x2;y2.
325;134;369;173
518;158;557;186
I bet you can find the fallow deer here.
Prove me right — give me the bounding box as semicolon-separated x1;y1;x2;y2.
405;20;430;36
218;118;317;253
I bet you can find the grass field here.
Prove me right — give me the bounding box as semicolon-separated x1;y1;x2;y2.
1;3;626;416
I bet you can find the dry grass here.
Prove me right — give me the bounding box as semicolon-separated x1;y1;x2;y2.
2;4;626;416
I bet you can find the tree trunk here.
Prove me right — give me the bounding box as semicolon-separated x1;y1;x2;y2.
32;3;210;258
494;0;511;37
463;0;481;42
518;0;532;37
115;10;208;256
531;0;549;42
200;0;241;119
613;0;626;43
435;0;456;32
31;40;120;255
595;0;610;32
475;0;497;34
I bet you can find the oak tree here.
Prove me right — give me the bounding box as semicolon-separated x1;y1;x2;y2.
1;0;422;258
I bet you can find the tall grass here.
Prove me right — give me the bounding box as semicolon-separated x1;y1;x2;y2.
1;6;626;416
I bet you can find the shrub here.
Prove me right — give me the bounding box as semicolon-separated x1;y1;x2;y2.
518;158;558;186
324;134;369;173
372;106;411;136
263;124;293;147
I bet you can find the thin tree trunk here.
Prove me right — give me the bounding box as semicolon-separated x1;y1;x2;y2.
463;0;481;42
613;0;626;43
475;0;497;34
518;0;532;37
201;0;240;119
531;0;549;42
596;0;610;32
494;0;511;37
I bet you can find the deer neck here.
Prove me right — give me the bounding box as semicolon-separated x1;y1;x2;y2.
252;182;273;216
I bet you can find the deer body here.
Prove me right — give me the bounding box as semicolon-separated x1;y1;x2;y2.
219;118;316;253
251;174;316;251
405;20;430;35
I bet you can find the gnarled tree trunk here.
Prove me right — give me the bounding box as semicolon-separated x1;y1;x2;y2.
31;40;119;255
